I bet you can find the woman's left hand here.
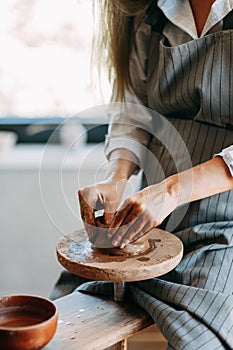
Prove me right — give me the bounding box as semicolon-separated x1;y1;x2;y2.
107;157;233;248
107;180;178;248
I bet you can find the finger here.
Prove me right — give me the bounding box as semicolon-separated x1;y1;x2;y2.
103;178;126;215
122;215;146;247
112;214;145;248
110;204;142;246
118;208;155;247
107;201;134;239
121;221;153;248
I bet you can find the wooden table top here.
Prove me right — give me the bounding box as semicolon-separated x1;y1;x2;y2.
44;291;153;350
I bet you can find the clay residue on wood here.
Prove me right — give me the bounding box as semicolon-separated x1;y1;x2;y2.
67;234;157;264
93;234;150;257
57;228;184;282
92;215;151;257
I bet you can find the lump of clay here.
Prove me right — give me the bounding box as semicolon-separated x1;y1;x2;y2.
95;234;150;256
92;217;150;256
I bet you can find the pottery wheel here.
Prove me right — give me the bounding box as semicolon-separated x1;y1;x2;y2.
57;228;183;282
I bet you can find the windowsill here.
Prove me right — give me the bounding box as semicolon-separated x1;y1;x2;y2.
0;117;108;144
0;143;106;171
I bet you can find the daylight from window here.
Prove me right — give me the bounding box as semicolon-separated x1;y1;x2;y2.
0;0;111;118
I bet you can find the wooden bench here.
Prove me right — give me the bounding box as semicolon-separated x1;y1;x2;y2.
44;291;154;350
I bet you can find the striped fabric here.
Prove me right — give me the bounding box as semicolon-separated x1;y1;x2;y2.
147;31;233;128
79;2;233;350
52;1;233;349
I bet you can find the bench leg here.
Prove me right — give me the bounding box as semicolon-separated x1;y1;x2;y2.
114;282;126;302
109;283;127;350
109;339;127;350
116;339;127;350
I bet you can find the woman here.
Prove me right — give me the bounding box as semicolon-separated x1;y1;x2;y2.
54;0;233;348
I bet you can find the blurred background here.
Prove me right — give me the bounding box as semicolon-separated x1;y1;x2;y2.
0;0;111;118
0;3;167;348
0;0;114;298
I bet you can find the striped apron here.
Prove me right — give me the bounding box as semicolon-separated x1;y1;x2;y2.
76;7;233;350
136;17;233;348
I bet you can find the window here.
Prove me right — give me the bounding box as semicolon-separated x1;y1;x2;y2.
0;0;111;119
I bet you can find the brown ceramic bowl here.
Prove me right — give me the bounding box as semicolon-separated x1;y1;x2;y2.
0;295;58;350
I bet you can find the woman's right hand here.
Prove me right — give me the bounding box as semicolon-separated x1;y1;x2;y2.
78;177;127;244
78;148;138;246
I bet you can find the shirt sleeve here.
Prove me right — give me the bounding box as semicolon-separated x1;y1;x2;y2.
214;145;233;176
104;19;153;170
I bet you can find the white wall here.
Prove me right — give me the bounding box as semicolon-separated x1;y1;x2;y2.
0;144;139;297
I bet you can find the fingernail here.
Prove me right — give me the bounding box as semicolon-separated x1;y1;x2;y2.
112;239;118;246
120;243;126;249
121;239;129;248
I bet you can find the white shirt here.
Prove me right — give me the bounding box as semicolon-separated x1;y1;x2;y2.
158;0;233;40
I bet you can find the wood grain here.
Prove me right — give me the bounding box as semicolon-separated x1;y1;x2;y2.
57;228;183;282
128;325;167;350
44;292;153;350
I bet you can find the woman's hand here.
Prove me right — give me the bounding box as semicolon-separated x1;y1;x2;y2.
107;156;233;248
108;179;178;248
78;177;127;243
78;148;138;245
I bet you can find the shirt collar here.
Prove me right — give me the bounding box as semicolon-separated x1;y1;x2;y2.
157;0;233;39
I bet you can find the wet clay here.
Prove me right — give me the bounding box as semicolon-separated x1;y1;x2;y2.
92;217;150;256
93;234;150;256
67;235;157;264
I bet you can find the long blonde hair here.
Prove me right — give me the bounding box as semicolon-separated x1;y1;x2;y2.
95;0;152;101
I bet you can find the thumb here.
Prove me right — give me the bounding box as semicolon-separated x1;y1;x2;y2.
103;179;127;225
